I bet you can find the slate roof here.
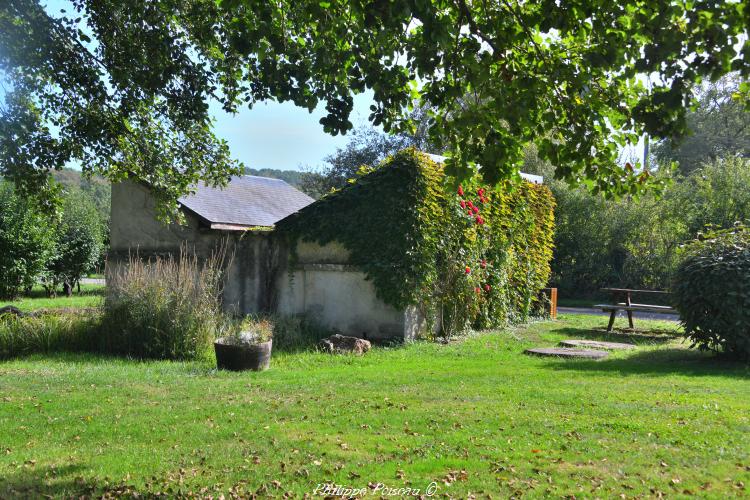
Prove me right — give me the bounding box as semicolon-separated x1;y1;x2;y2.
178;175;314;229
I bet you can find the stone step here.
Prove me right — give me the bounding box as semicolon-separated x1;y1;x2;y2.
524;347;609;360
558;339;636;351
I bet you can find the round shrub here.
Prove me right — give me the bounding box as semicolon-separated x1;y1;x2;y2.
672;225;750;360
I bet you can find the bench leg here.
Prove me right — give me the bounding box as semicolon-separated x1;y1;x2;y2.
607;310;616;332
627;310;634;329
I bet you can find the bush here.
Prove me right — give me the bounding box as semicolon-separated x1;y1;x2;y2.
0;313;98;359
99;246;229;360
551;157;750;297
0;183;56;299
672;225;750;360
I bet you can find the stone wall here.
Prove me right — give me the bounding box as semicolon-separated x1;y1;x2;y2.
108;181;274;314
274;241;425;341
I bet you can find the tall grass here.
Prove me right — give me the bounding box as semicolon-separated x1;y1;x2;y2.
0;243;334;361
98;245;230;360
271;314;331;352
0;314;98;359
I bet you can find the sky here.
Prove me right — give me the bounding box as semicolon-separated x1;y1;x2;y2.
210;93;375;172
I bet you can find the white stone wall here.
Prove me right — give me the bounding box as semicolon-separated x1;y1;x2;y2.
274;241;425;341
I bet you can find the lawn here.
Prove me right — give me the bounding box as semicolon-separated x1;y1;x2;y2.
0;284;104;312
0;314;748;498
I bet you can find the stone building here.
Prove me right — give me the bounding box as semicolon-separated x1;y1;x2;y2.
108;176;425;340
109;163;543;341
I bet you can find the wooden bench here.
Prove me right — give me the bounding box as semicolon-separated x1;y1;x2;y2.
596;288;675;332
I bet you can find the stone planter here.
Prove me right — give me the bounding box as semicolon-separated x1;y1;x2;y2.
214;337;272;371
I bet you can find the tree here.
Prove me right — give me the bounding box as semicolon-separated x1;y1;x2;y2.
550;157;750;296
52;168;111;224
662;157;750;235
299;124;428;196
652;74;750;173
0;182;55;299
1;1;748;215
45;191;104;296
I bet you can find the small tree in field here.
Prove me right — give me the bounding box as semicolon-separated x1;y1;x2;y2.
0;182;55;299
46;191;104;296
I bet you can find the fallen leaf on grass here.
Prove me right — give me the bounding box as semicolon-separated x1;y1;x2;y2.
443;469;469;485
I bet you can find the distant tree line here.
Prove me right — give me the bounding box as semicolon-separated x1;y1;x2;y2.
530;74;750;297
243;168;314;192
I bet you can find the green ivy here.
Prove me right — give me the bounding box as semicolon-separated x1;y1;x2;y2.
278;149;555;336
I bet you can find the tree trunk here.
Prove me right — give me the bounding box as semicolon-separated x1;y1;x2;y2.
63;281;72;297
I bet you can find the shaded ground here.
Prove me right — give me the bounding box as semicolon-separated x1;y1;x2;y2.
0;314;747;498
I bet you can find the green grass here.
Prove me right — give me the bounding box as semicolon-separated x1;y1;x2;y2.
0;314;748;498
0;284;104;312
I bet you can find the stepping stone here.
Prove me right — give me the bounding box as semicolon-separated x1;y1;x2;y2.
524;347;609;360
559;339;636;351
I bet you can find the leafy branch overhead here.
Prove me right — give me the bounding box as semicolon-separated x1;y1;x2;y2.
1;0;748;214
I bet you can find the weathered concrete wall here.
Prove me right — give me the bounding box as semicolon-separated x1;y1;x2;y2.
222;234;277;315
110;181;212;253
273;241;425;341
109;182;425;340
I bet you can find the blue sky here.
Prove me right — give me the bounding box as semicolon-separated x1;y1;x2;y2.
211;93;375;172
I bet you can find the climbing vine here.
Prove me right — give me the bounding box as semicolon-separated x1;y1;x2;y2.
278;149;555;337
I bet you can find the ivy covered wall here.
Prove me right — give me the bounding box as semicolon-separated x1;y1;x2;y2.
278;149;555;337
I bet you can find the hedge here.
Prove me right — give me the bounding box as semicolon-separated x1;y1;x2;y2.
278;148;555;337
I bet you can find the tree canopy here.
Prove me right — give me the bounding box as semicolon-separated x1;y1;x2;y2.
652;73;750;173
301;111;436;197
1;0;748;216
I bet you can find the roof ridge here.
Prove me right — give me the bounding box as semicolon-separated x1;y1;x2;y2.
241;174;287;182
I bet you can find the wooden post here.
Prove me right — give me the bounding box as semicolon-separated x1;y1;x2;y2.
543;287;558;319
